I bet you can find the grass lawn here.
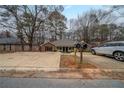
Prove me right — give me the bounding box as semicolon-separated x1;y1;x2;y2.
60;55;97;69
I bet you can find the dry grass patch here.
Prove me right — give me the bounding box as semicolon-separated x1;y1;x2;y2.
0;70;36;78
60;55;97;69
101;71;124;80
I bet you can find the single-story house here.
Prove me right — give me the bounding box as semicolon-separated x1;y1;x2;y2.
0;37;76;52
40;39;76;52
0;37;19;52
0;37;39;52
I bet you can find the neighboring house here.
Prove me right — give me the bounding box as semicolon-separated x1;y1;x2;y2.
0;37;39;52
40;39;75;52
0;37;22;52
0;37;20;44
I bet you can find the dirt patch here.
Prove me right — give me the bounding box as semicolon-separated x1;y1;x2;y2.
60;55;97;69
101;70;124;80
0;70;36;78
0;52;60;68
1;69;124;80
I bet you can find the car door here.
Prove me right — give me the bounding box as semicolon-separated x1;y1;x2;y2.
95;44;107;54
99;43;118;55
96;43;114;55
118;43;124;52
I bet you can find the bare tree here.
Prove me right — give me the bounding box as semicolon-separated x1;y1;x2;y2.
48;6;67;40
0;5;52;51
69;8;118;43
0;5;26;50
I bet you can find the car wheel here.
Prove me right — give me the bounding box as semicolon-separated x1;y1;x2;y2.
113;51;124;61
91;49;96;55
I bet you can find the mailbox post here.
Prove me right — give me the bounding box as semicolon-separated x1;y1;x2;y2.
74;41;87;64
80;48;83;64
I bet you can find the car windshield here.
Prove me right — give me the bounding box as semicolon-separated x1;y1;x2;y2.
98;43;107;47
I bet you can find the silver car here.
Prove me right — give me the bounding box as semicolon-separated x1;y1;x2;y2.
91;41;124;61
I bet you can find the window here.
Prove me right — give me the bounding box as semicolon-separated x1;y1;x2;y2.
99;43;120;47
106;43;118;47
99;44;108;47
107;43;124;46
119;43;124;46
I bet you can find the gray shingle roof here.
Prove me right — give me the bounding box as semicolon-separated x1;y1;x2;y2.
52;39;75;47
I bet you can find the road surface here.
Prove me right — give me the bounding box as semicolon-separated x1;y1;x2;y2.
0;77;124;88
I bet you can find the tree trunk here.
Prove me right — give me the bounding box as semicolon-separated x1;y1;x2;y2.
80;50;83;64
60;34;62;40
21;44;24;51
84;31;89;43
29;43;33;51
28;37;33;51
59;31;63;40
20;39;24;51
39;46;41;51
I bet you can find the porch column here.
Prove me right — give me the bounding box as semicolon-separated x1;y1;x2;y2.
67;47;68;52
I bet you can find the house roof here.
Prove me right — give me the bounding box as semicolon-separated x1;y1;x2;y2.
0;37;20;44
52;39;75;47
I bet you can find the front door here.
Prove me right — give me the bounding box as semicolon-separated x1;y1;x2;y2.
45;47;52;51
66;47;68;52
63;47;65;52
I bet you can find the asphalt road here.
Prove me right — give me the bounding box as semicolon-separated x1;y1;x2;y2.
0;77;124;88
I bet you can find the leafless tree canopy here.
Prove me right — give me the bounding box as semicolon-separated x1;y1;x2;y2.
0;5;67;51
67;7;124;43
0;5;124;50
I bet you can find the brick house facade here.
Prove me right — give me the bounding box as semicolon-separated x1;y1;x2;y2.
40;39;75;52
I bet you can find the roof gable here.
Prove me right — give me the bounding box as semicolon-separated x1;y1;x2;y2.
40;42;56;47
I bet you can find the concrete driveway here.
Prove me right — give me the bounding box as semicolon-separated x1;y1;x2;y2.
0;52;61;70
77;52;124;69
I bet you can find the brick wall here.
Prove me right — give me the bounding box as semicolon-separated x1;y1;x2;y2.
0;44;40;52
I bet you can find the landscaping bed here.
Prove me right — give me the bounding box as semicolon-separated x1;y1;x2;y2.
60;55;97;69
